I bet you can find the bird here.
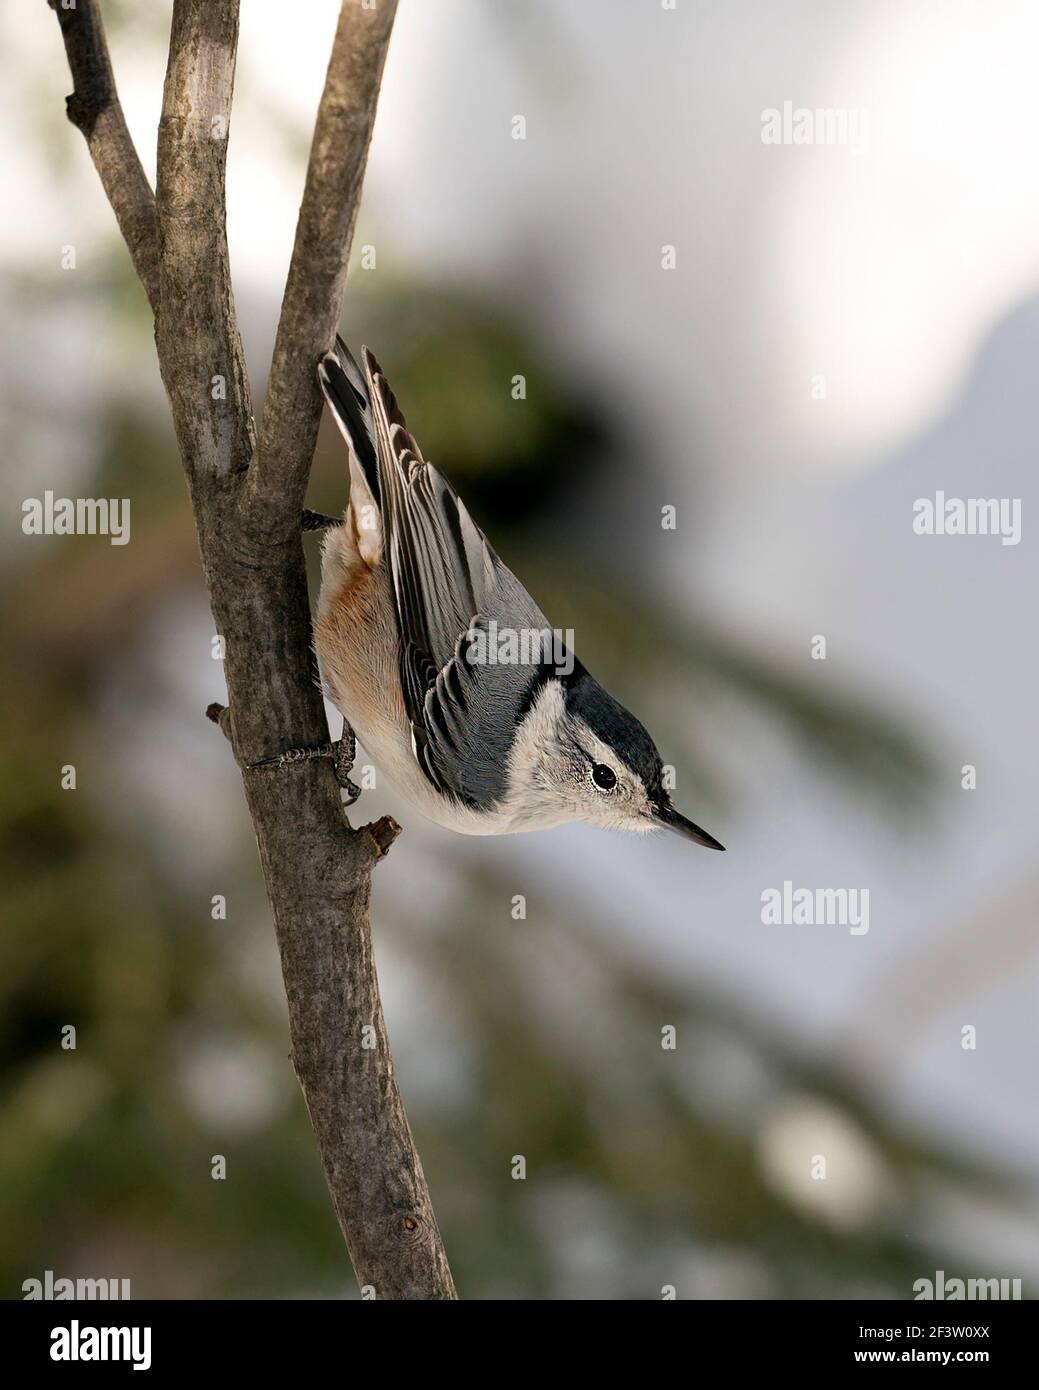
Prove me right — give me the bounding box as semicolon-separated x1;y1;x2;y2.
264;336;724;852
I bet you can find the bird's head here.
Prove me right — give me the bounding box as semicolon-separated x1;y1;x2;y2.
505;663;725;850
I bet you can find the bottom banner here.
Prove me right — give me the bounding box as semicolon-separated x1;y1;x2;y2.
1;1297;1029;1376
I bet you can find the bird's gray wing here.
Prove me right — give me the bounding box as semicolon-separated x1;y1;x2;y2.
362;347;554;810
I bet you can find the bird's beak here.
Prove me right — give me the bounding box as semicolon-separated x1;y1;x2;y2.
651;802;726;851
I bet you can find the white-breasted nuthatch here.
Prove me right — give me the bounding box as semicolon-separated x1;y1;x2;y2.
266;337;723;851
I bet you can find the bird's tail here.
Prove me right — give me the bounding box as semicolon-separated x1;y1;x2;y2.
317;335;380;508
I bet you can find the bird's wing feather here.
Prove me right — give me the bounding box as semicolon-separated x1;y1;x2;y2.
319;337;380;506
361;346;554;809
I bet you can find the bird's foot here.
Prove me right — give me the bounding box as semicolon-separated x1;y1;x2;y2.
249;727;361;804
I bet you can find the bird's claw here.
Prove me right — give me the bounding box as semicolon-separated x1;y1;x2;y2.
248;726;361;805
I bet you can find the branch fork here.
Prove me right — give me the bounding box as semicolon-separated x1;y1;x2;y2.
50;0;454;1300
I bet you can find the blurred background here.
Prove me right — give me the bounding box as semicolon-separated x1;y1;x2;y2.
2;0;1037;1299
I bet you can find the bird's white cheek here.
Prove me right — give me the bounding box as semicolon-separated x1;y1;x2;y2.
579;791;639;834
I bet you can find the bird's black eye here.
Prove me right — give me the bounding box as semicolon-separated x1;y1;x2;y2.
591;763;617;791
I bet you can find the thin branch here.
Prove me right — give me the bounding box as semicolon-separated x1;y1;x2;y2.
155;0;254;484
49;0;457;1298
47;0;160;310
244;0;398;538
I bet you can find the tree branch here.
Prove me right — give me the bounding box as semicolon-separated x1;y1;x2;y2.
47;0;160;310
244;0;398;539
49;0;456;1299
155;0;254;486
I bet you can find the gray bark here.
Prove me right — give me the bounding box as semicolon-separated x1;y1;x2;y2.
49;0;456;1300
